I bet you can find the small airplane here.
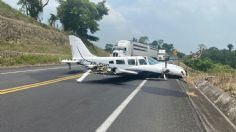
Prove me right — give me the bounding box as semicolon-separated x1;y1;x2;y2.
62;35;186;81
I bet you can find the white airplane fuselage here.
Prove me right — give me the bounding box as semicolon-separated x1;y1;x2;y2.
73;56;186;78
62;35;186;78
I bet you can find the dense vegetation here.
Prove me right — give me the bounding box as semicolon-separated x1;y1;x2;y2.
183;45;236;95
15;0;109;42
57;0;108;41
184;45;236;73
202;47;236;69
17;0;49;20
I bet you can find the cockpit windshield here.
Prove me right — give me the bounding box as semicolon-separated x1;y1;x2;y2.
147;57;159;65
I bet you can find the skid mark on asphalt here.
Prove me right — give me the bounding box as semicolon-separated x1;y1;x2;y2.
0;74;82;95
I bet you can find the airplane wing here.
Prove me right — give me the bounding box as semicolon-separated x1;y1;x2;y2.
115;68;138;75
61;59;82;69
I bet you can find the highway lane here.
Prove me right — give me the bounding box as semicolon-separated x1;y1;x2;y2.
0;64;82;90
107;79;203;132
0;65;205;132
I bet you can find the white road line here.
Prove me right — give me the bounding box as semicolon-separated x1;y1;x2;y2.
95;80;147;132
0;66;77;75
76;70;91;82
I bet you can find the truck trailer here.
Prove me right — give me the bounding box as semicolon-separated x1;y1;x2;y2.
112;40;166;60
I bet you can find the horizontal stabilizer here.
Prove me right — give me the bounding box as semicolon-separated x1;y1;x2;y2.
61;59;80;63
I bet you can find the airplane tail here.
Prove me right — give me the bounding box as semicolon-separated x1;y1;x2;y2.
69;35;96;60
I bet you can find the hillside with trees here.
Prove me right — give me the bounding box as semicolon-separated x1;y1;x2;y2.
183;44;236;95
184;44;236;72
0;0;109;67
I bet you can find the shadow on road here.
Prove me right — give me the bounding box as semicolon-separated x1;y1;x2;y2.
84;74;186;98
64;70;84;75
84;75;146;85
142;86;187;98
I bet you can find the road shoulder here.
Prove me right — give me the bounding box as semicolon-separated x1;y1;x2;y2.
178;80;236;132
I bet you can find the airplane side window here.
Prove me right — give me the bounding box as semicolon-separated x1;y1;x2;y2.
139;59;147;65
116;60;125;65
109;61;114;64
128;59;135;65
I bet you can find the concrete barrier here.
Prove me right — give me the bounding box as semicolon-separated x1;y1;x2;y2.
196;80;236;123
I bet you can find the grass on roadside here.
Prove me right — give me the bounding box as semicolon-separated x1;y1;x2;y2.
181;61;236;95
0;41;71;55
0;0;54;29
0;54;69;66
0;40;71;67
0;39;109;67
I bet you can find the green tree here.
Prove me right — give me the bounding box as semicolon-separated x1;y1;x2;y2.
18;0;49;20
157;39;164;49
162;43;174;53
184;57;214;72
48;13;58;27
105;44;113;53
202;47;236;69
227;43;234;52
132;37;138;42
138;36;149;44
177;51;185;59
151;40;158;48
57;0;108;41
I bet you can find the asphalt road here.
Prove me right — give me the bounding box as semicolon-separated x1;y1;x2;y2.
0;65;234;132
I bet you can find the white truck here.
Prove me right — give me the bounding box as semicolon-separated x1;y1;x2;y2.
157;49;166;61
112;40;166;60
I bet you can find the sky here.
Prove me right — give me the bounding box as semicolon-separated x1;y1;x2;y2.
3;0;236;54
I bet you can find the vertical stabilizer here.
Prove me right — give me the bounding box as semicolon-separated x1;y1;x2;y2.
69;35;96;60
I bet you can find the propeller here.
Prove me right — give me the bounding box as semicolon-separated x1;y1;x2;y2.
162;68;170;80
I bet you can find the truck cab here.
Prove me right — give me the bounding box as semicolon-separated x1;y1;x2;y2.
157;49;166;61
112;40;132;57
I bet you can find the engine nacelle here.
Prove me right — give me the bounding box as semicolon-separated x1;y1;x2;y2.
162;68;170;74
87;63;112;74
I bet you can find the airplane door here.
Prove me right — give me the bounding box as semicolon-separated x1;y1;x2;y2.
115;59;128;69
